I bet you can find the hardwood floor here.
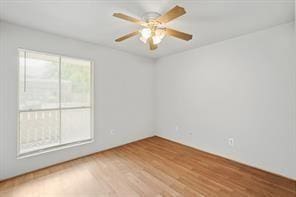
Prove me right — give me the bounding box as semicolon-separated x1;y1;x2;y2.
0;136;295;197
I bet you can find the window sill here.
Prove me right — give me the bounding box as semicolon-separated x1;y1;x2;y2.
17;139;94;159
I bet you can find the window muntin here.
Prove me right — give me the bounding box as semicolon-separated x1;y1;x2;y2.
18;49;93;156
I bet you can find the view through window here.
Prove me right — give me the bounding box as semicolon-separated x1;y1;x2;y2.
18;49;93;156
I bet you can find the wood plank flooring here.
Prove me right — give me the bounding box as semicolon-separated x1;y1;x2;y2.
0;136;295;197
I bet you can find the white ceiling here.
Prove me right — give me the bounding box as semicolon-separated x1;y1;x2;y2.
0;0;294;59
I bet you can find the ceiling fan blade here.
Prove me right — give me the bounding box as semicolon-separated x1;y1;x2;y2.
148;37;157;50
115;31;139;42
165;28;193;41
113;13;146;26
156;6;186;24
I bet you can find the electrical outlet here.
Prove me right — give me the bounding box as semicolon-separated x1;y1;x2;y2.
228;138;234;147
110;129;115;135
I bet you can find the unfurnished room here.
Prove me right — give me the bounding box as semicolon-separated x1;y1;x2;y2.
0;0;295;196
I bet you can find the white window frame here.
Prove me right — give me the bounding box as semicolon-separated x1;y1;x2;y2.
17;48;94;158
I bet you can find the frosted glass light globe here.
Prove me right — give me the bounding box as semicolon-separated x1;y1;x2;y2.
152;36;162;44
141;28;152;39
152;29;165;44
139;36;147;43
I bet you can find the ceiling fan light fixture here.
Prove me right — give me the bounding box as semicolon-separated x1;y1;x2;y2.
152;29;165;44
113;5;192;50
140;28;151;39
152;35;162;45
139;36;148;43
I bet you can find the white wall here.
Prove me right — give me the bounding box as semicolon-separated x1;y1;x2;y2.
156;23;296;179
0;22;155;180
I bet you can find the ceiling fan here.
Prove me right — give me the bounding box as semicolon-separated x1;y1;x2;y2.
113;5;193;50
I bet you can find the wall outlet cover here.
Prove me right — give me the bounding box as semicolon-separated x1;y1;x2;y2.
228;138;234;146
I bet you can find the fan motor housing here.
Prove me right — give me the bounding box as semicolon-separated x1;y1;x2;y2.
142;12;161;22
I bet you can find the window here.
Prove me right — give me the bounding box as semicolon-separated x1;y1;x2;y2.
18;49;93;157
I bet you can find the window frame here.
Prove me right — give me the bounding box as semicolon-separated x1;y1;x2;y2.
17;48;95;159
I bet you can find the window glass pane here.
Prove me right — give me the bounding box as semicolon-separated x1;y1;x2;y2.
61;57;91;108
61;108;91;144
20;110;60;154
19;51;59;110
18;50;93;156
